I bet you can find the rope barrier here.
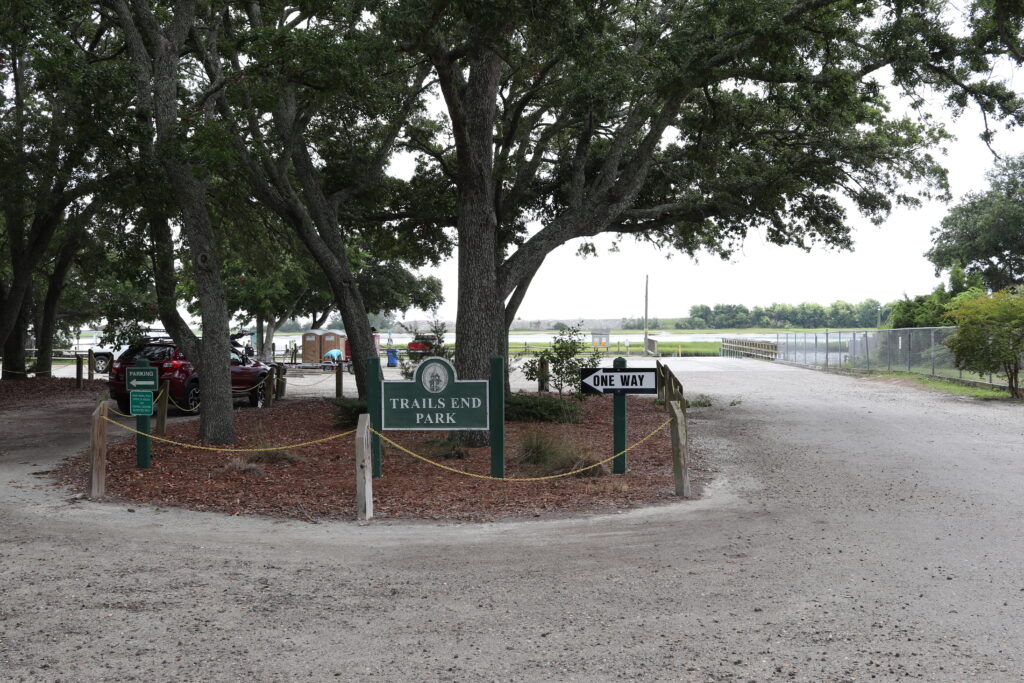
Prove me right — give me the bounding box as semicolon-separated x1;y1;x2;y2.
100;415;355;452
368;417;675;482
231;375;269;393
1;368;52;376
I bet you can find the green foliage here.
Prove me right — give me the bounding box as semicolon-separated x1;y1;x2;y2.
522;324;603;397
673;299;893;329
928;155;1024;291
944;289;1024;398
686;394;713;408
506;393;582;424
333;397;368;428
518;429;603;477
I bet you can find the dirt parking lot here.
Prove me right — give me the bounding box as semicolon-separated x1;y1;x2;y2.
2;358;1023;681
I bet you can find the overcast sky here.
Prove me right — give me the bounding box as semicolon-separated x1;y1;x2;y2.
398;85;1023;323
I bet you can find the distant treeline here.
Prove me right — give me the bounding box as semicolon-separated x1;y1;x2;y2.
622;299;896;330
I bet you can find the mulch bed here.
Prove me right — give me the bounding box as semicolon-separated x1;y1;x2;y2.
0;376;109;409
55;395;711;523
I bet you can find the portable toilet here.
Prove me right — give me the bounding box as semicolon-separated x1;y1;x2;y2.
301;329;327;364
592;329;611;350
321;329;344;359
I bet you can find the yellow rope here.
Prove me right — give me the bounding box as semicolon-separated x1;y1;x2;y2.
368;416;675;482
1;368;52;375
167;394;200;412
100;414;355;452
231;374;270;393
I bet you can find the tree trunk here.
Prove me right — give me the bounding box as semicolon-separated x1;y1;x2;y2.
255;316;265;358
1;304;30;381
33;234;80;378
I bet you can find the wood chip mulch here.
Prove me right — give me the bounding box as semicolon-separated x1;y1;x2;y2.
0;376;108;409
55;394;711;523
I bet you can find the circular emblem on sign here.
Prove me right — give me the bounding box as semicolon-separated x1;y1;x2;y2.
422;362;448;394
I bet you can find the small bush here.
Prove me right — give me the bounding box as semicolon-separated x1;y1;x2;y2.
220;458;265;477
245;450;301;464
506;393;582;423
686;394;713;408
334;397;368;428
519;430;577;471
427;438;470;460
518;430;606;477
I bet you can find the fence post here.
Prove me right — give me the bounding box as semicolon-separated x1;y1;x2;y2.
930;329;936;377
265;367;276;408
355;413;373;520
76;354;84;389
825;331;829;370
656;360;664;401
156;380;169;435
89;401;108;499
276;368;286;399
538;357;550;392
335;361;343;399
87;349;95;381
907;331;912;372
367;357;383;478
669;400;690;498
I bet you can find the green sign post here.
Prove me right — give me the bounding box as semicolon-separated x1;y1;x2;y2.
375;356;506;477
612;357;627;474
128;359;156;468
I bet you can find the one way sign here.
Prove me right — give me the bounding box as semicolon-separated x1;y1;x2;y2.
580;367;657;395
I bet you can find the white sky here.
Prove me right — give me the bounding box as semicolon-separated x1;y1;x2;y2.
400;90;1024;323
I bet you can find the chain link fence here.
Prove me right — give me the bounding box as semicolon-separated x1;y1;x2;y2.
775;327;1008;388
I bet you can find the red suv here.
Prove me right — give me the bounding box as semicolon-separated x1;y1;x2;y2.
109;338;273;414
407;333;442;359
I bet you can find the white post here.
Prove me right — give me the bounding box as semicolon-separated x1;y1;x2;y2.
355;413;373;520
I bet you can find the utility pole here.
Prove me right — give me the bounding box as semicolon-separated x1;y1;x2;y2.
643;275;649;355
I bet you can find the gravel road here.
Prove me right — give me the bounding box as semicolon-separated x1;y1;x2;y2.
2;358;1023;681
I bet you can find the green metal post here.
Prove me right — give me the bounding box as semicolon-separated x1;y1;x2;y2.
367;356;383;478
135;358;152;469
613;357;627;474
489;356;505;478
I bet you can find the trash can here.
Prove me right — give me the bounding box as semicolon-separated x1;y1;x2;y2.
386;348;399;367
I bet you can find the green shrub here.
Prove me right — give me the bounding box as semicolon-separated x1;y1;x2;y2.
519;429;605;477
334;397;368;428
685;394;713;408
506;393;582;423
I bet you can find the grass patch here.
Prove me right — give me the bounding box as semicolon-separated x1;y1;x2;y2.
865;372;1012;399
653;341;721;356
518;429;605;477
426;437;470;460
506;393;582;423
220;458;265;477
685;394;713;408
245;450;301;464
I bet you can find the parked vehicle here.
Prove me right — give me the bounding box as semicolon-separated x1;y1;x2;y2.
407;333;442;359
108;338;273;414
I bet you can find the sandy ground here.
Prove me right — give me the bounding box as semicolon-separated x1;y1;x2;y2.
2;358;1023;681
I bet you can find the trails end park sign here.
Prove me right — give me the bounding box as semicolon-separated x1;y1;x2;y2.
381;358;489;430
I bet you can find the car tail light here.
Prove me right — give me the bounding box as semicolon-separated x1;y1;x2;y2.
162;360;184;370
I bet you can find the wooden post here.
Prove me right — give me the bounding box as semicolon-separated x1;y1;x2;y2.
156;380;169;435
276;368;286;399
87;349;95;381
335;361;343;399
355;413;373;520
75;354;84;389
89;401;108;499
538;357;550;392
656;360;664;401
265;367;276;408
669;400;690;498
